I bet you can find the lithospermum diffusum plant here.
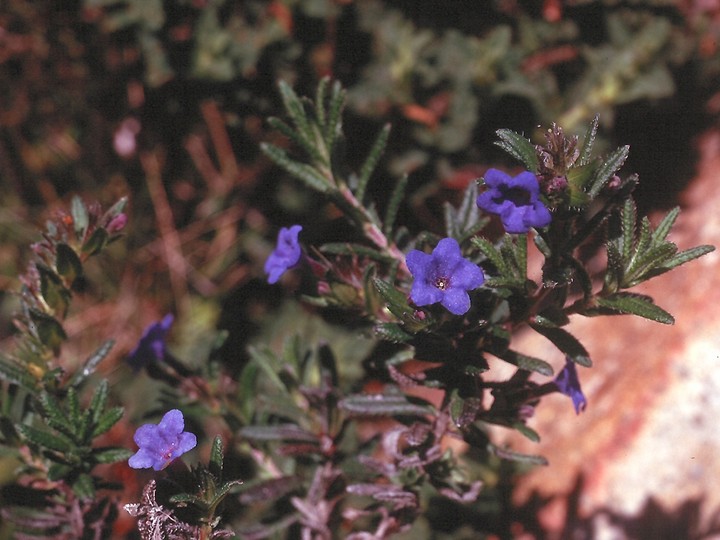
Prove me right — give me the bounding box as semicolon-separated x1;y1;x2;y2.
0;79;713;539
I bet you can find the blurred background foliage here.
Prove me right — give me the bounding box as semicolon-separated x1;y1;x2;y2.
0;0;718;535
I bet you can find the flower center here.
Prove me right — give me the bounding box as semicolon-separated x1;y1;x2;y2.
434;276;450;290
497;186;531;206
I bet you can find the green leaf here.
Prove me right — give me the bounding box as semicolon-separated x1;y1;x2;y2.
489;444;548;465
39;392;77;441
356;123;391;202
383;173;408;237
38;265;70;318
594;293;674;324
88;379;109;426
55;243;82;283
29;308;67;351
588;145;629;197
209;436;224;482
277;80;315;151
240;424;319;443
652;206;680;244
490;349;553;376
530;325;592;367
92;446;133;464
324;79;346;154
372;278;429;332
92;406;124;438
320;242;395;263
620;198;637;264
81;227;109;256
71;195;89;238
472;236;510;277
247;346;287;393
260;143;331;193
662;244;714;270
578;114;599;166
511;422;541;443
72;473;95;500
373;323;413;343
69;340;114;387
494;129;539;172
339;392;432;417
0;354;38;391
17;424;72;453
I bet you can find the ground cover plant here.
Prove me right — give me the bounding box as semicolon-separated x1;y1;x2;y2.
0;1;719;538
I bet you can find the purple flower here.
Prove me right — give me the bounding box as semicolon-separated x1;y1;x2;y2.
264;225;303;284
406;238;485;316
554;357;587;414
476;168;551;233
128;409;197;471
126;314;174;371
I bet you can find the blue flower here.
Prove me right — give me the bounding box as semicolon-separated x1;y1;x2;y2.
128;409;197;471
265;225;303;284
406;238;485;316
554;357;587;414
126;314;174;371
476;169;552;233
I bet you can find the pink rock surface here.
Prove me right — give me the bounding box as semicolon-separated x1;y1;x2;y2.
503;130;720;536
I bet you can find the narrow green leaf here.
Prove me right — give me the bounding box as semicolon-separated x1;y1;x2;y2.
588;145;630;197
260;143;331;193
494;129;539;172
511;422;540;442
92;406;124;438
324;80;345;154
356;123;391;202
652;206;680;245
18;424;72;453
372;278;428;331
472;236;510;276
66;386;81;430
247;347;287;393
240;424;319;443
383;173;409;237
38;265;70;318
620;198;637;264
578;114;600;166
339;392;432;417
209;436;224;482
88;379;109;426
373;323;413;343
267;116;317;159
69;340;114;387
530;325;592;367
533;233;552;258
624;242;678;286
489;444;548;465
29;308;67;350
72;473;95;500
55;243;82;283
278;80;314;147
319;243;395;263
314;76;329;128
39;392;76;440
92;446;133;464
662;244;714;270
604;241;623;292
0;355;38;391
491;349;553;376
81;227;109;256
595;293;674;324
71;195;89;238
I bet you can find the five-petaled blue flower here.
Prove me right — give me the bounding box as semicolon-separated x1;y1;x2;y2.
265;225;303;284
554;357;587;414
128;409;197;471
476;168;552;233
126;314;174;371
406;237;485;316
